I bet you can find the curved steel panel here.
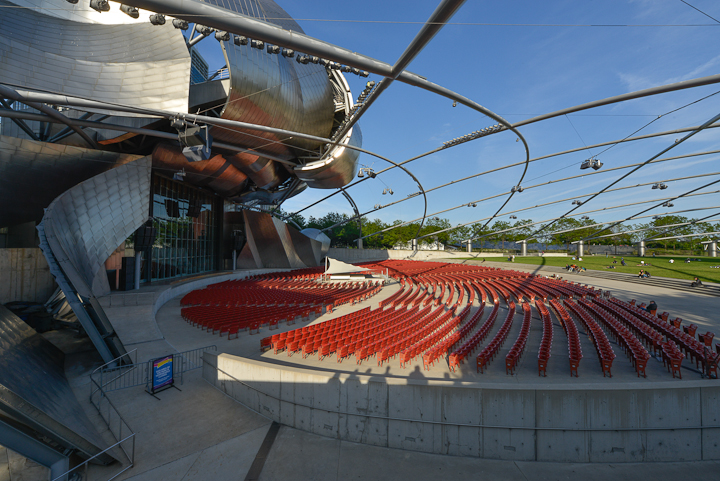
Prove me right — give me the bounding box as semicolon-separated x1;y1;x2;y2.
42;157;152;298
294;124;362;189
0;305;115;464
201;0;335;158
0;0;190;113
0;135;144;227
238;210;323;268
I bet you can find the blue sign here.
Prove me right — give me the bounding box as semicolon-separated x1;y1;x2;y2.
151;355;174;393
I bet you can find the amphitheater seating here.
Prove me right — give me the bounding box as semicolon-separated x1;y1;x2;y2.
477;302;516;373
548;299;582;376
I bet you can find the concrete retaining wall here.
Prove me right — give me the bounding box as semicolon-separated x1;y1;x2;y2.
0;248;57;304
203;352;720;463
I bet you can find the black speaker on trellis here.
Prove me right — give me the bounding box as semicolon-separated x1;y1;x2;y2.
134;222;157;251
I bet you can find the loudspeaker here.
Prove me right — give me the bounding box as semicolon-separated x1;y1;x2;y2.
165;199;180;218
119;257;136;291
134;225;157;251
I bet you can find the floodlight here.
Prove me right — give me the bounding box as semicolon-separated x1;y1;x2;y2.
359;70;369;77
282;48;295;58
234;35;248;46
149;14;165;25
652;183;660;189
310;56;320;64
65;0;79;4
341;65;351;73
251;39;264;49
215;30;230;41
351;68;360;75
659;183;668;190
296;55;310;64
196;25;214;36
357;169;364;178
178;125;212;162
580;159;591;170
572;200;582;205
452;101;457;107
89;0;110;12
172;19;189;30
510;215;517;219
472;203;477;207
366;81;376;88
374;204;381;209
592;159;603;170
119;4;139;18
267;45;280;54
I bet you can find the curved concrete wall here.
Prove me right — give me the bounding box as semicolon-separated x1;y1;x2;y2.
203;352;720;463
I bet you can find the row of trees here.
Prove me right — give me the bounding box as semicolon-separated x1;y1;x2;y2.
279;210;719;250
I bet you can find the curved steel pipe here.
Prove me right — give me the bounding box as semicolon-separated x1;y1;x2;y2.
0;85;97;149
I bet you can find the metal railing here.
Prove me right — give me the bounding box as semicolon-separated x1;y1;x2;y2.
98;345;217;393
50;352;138;481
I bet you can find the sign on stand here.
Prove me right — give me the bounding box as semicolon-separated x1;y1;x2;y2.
148;355;174;395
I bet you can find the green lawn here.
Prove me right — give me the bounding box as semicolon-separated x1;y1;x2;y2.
457;255;720;283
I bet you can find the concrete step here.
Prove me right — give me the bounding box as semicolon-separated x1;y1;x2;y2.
503;263;720;297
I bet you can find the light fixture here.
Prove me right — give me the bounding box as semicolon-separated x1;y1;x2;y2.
472;203;477;207
511;185;524;193
366;81;376;89
281;48;295;58
452;101;457;107
215;31;230;41
310;56;320;64
351;68;360;75
662;202;674;207
510;215;517;219
65;0;79;4
659;183;668;190
374;204;381;209
653;215;661;220
340;65;351;73
592;159;603;170
581;215;590;220
296;55;310;64
177;124;212;162
196;25;214;36
357;169;364;178
149;14;165;25
172;19;189;30
119;4;139;18
89;0;110;12
572;200;582;205
234;35;248;46
267;45;280;54
250;39;264;49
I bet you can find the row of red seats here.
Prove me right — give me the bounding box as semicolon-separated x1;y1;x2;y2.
611;299;714;376
266;306;374;355
414;303;476;368
535;300;553;376
576;300;650;377
592;298;664;356
548;300;582;376
377;306;456;366
564;299;615;377
505;303;533;375
448;302;499;372
477;302;516;373
400;305;471;368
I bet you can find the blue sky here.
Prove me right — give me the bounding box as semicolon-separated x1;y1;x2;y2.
196;0;720;235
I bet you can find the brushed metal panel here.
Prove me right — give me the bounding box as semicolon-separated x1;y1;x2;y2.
0;0;190;113
0;304;115;464
294;124;362;189
42;157;151;298
0;136;143;227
